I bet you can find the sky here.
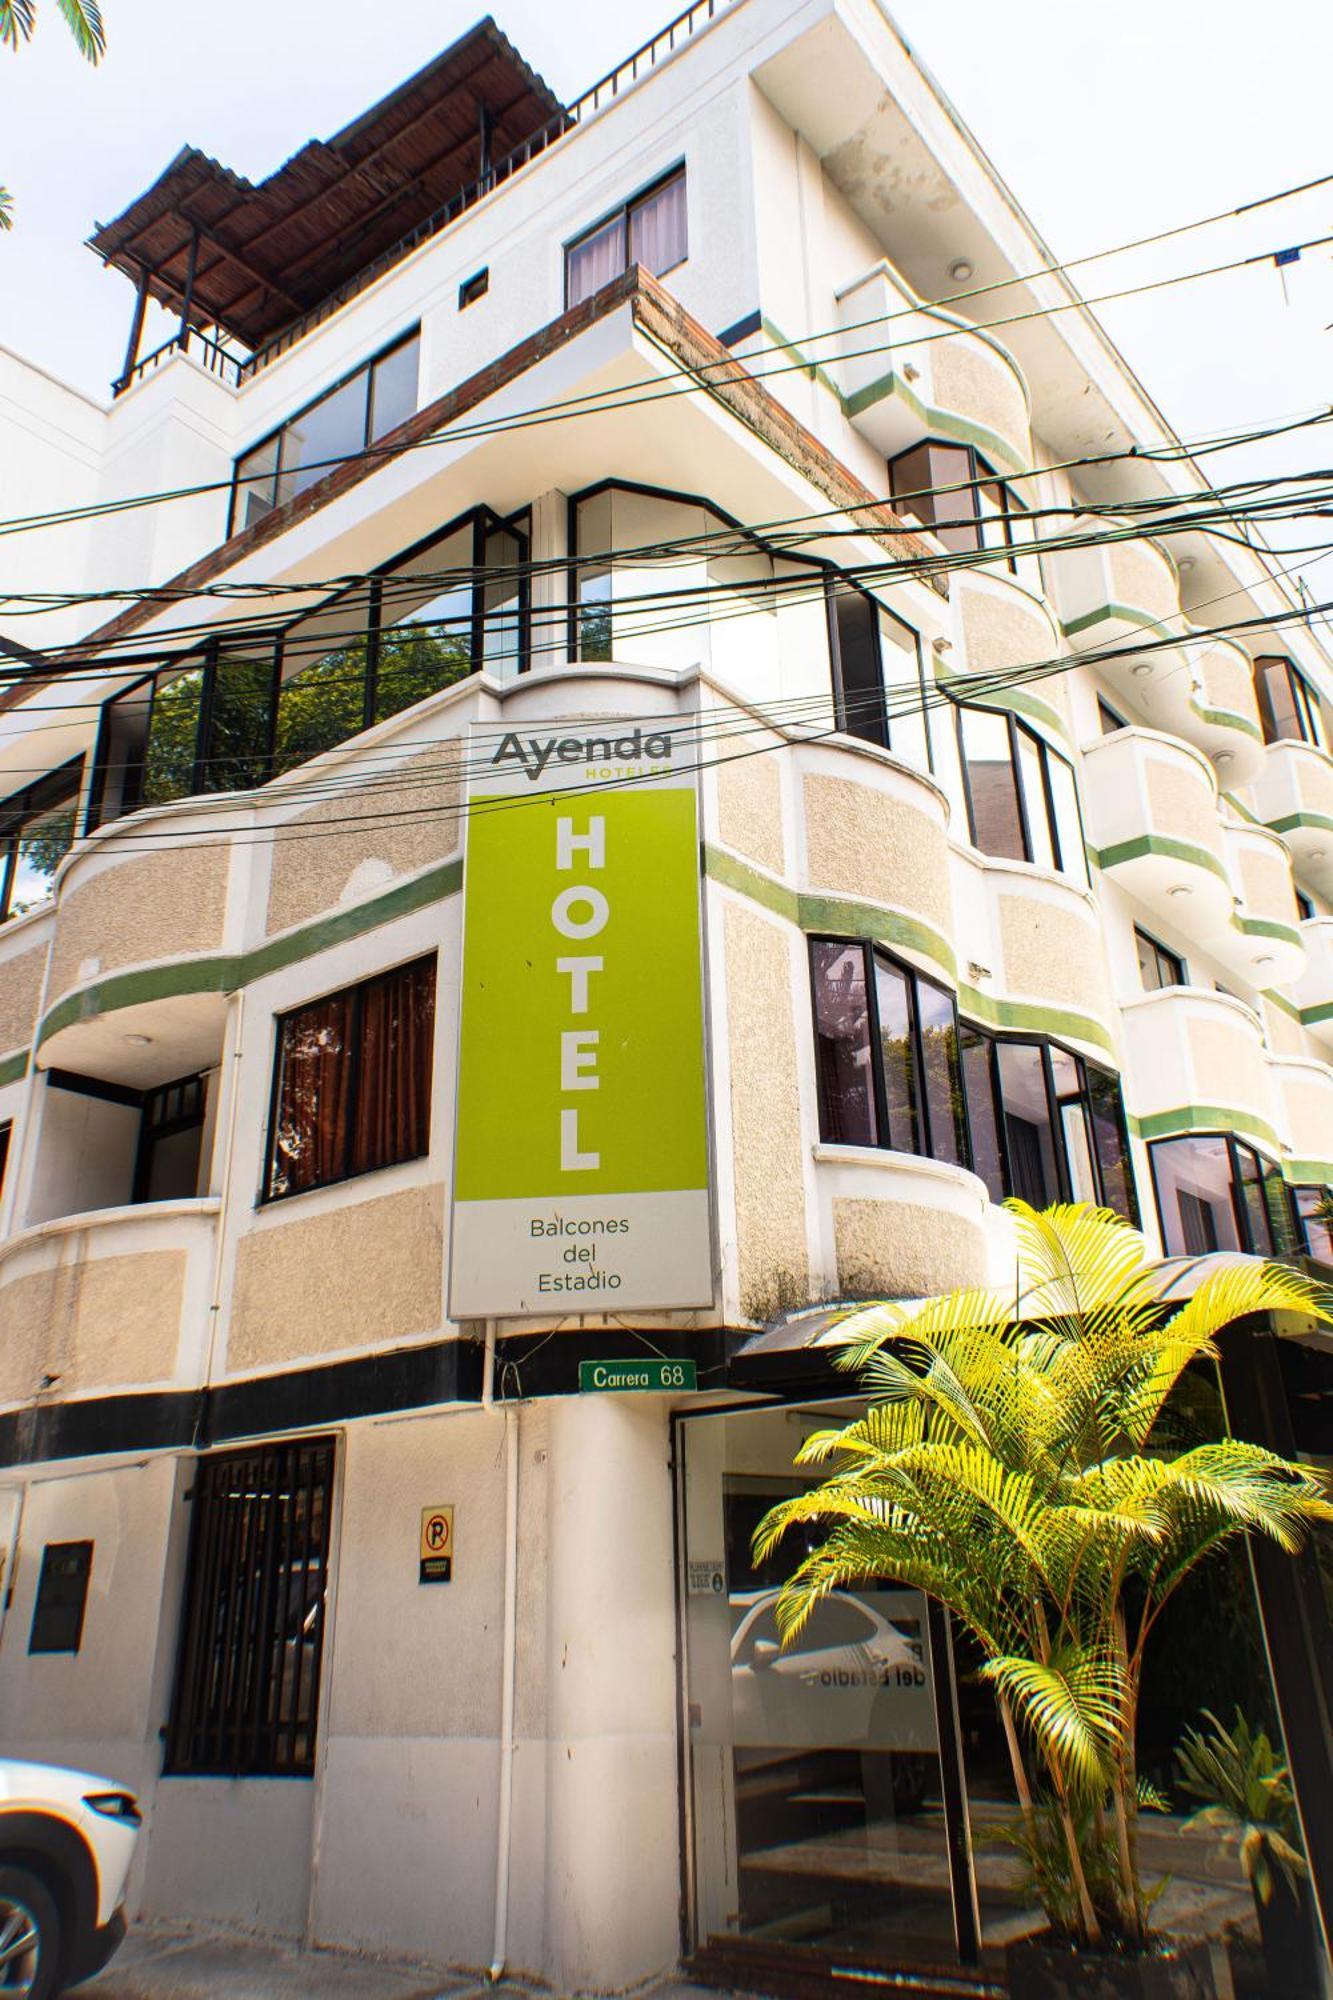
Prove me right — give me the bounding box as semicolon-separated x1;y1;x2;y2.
2;0;1332;592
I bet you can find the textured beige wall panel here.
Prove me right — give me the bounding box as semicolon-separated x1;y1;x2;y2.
1110;543;1177;623
0;1249;183;1402
1294;751;1333;817
930;342;1028;462
1190;1019;1270;1115
717;754;785;876
802;774;951;932
724;903;808;1319
1263;1001;1309;1059
834;1197;986;1297
1279;1073;1333;1164
997;895;1110;1020
228;1183;445;1370
1144;759;1221;856
1201;648;1260;723
1237;845;1298;926
0;948;45;1055
958;581;1052;678
51;847;229;999
266;746;462;936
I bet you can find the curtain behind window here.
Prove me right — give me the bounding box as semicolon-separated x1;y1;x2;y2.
567;214;627;307
630;173;687;276
355;959;436;1175
270;992;354;1198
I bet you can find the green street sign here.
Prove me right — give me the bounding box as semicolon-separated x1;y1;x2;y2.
578;1358;698;1394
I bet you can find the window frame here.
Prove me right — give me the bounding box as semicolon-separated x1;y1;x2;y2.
0;757;85;923
888;440;1039;585
1148;1130;1296;1259
87;504;530;833
1134;927;1187;993
133;1072;207;1204
954;703;1086;882
1292;1184;1333;1265
1253;654;1325;749
563;164;688;309
262;953;437;1205
228;326;422;537
826;583;933;771
164;1437;336;1778
960;1022;1139;1223
807;935;968;1166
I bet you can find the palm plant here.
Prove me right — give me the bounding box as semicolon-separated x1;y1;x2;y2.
755;1200;1332;1954
0;1;106;230
1176;1710;1306;1907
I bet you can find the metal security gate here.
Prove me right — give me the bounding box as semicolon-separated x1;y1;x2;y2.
166;1437;335;1777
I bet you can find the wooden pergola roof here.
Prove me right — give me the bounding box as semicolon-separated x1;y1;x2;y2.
87;18;565;356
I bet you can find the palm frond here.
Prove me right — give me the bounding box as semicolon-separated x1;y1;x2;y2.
0;1;38;51
981;1646;1126;1792
53;0;104;61
0;185;12;230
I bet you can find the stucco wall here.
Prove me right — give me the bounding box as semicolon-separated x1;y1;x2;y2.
0;948;45;1057
723;902;808;1318
930;339;1028;463
49;846;229;1000
1236;842;1298;928
1109;541;1177;622
1144;757;1221;856
265;744;463;937
997;893;1110;1023
226;1182;445;1370
1189;1017;1272;1120
833;1196;985;1296
0;1248;184;1402
802;772;951;934
716;751;786;876
957;578;1058;681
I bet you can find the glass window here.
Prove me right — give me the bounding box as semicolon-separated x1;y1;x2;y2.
830;586;887;749
199;640;277;795
1294;1186;1333;1263
565;168;687;308
810;939;964;1167
1150;1135;1242;1255
958;707;1025;860
1098;697;1127;736
1017;729;1055;871
962;1027;1137;1220
1045;749;1087;885
889;441;1038;583
229;329;421;534
1136;928;1186;992
165;1438;335;1776
374;525;476;723
232;432;280;534
1253;655;1324;748
265;956;436;1201
274;592;372;778
0;762;83;922
480;516;529;681
810;939;877;1147
143;665;205;808
367;333;419;442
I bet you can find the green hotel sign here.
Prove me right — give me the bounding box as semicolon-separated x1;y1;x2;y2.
449;721;713;1317
578;1358;699;1393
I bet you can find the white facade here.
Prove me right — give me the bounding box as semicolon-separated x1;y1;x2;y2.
0;0;1330;1988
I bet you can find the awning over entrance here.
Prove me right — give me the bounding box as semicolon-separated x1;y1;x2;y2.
87;18;565;357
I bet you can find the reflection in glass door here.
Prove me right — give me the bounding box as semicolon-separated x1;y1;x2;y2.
681;1405;967;1973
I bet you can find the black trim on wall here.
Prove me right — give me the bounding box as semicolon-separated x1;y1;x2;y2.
716;309;761;347
44;1067;143;1109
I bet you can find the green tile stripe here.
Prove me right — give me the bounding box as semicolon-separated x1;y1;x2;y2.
759;317;1029;478
0;1051;28;1089
1196;706;1262;742
1266;811;1333;839
1287;1157;1333;1184
933;656;1071;750
1091;833;1231;887
1130;1103;1283;1151
703;844;1116;1055
37;856;463;1049
1236;915;1302;950
1063;600;1176;645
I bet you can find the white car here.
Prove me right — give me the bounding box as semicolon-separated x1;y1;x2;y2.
730;1587;939;1752
0;1760;140;1996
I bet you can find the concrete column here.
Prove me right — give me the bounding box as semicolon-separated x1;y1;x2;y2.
528;487;569;675
543;1392;680;1989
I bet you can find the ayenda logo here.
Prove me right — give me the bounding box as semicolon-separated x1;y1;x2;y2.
490;729;675;781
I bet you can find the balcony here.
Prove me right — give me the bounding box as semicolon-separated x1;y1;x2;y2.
952;569;1062;695
812;1146;990;1299
956;849;1112;1046
834;263;1030;469
1054;530;1180;650
1268;1054;1333;1179
1119;988;1275;1143
795;740;955;963
1288;917;1333;1050
1081;728;1233;942
0;1199;218;1407
1249;737;1333;896
1187;634;1266;787
1218;822;1305;990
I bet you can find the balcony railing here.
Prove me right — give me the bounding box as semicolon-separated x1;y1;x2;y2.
113;0;738;399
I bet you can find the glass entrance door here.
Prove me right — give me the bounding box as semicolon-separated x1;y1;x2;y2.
680;1403;969;1972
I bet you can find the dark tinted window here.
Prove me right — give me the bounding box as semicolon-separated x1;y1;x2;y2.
810;939;964;1166
1136;929;1185;992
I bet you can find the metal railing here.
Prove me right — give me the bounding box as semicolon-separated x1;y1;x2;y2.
230;0;736;385
116;325;245;396
111;0;735;399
